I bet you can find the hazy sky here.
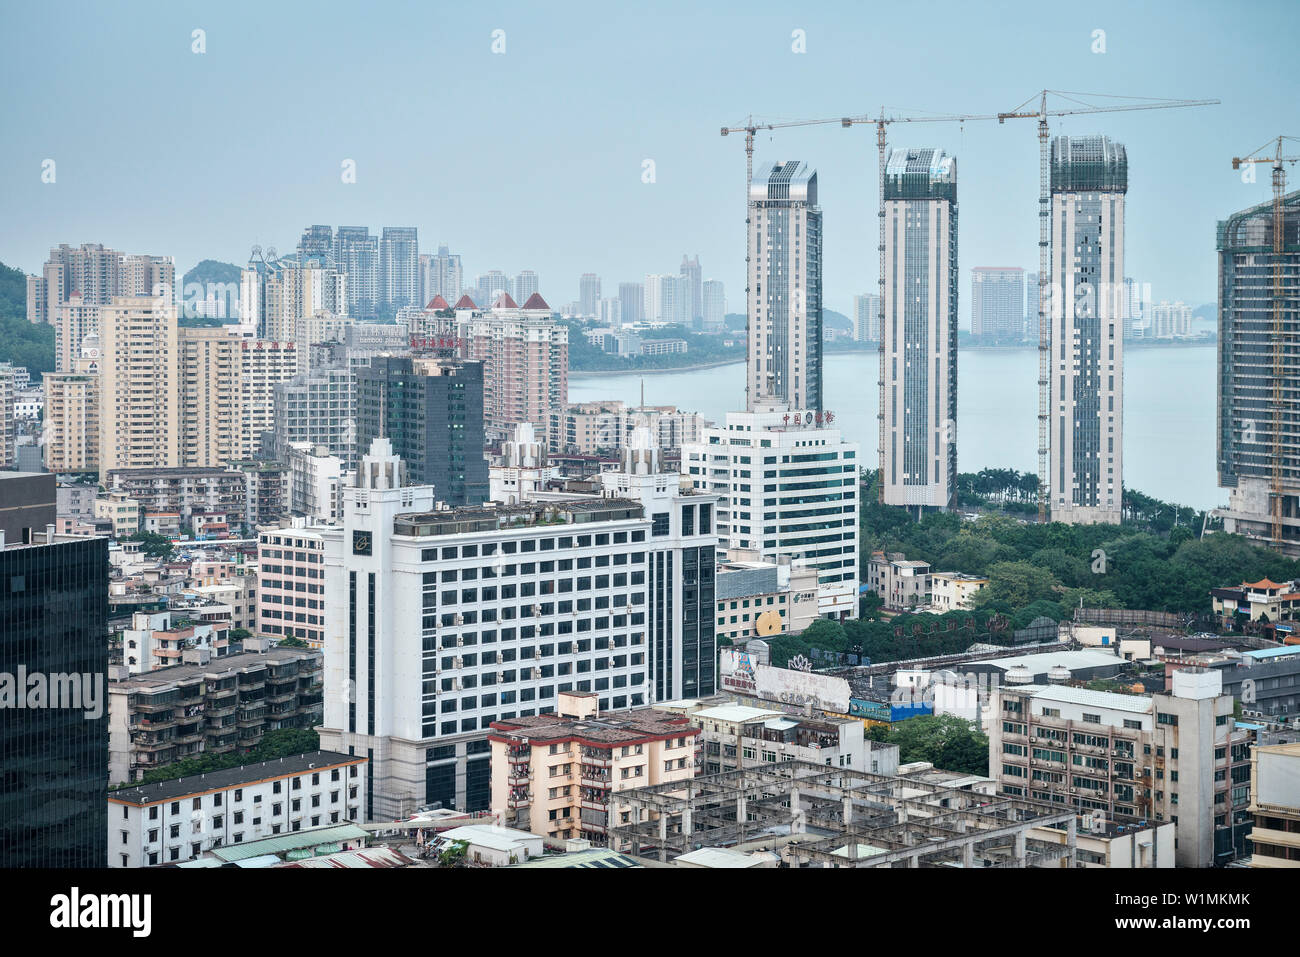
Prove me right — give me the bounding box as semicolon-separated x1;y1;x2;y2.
1;0;1295;317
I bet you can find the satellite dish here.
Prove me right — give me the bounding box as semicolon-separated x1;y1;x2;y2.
755;610;783;637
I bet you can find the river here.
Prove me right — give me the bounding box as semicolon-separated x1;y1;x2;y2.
570;345;1220;510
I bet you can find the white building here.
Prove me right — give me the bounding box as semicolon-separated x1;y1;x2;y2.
489;422;554;505
881;148;958;513
437;823;546;867
318;438;660;821
852;293;881;342
107;751;365;867
122;610;227;674
747;161;822;413
683;405;859;619
1049;136;1126;525
256;518;329;648
287;442;351;521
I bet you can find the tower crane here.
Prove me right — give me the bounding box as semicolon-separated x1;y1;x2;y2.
1230;136;1300;547
995;91;1219;522
723;92;1218;517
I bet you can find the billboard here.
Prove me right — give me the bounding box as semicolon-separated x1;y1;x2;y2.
719;648;850;714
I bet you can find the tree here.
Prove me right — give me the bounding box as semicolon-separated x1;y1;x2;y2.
885;714;989;776
127;531;174;561
278;636;308;648
799;618;847;650
973;562;1061;610
438;839;469;867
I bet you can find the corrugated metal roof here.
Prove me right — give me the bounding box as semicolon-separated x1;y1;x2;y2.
209;823;368;862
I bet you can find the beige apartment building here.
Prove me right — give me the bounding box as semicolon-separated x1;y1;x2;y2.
178;327;240;468
931;572;989;611
94;491;140;539
256;518;328;647
489;692;699;847
44;366;100;473
99;296;180;480
1247;741;1300;867
239;339;298;458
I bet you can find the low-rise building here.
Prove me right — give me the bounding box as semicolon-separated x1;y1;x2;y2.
1211;577;1300;625
1030;815;1176;868
436;823;546;866
95;491;140;539
988;668;1252;868
107;646;324;784
715;549;819;647
106;467;248;532
122;609;230;673
488;692;700;847
931;571;988;611
689;703;867;774
867;551;931;610
107;750;365;867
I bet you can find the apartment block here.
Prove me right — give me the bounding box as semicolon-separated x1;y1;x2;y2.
715;549;819;646
930;571;989;611
688;703;866;774
867;550;932;610
107;647;324;784
105;467;248;530
988;668;1251;867
488;692;699;846
98;296;180;481
256;518;328;648
107;751;365;867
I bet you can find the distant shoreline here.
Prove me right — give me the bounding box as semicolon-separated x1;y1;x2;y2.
570;357;744;378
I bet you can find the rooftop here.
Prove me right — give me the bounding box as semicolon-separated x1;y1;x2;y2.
1011;684;1152;715
439;824;544;852
694;704;783;723
109;647;320;692
511;848;642;868
983;649;1123;673
490;708;696;746
393;499;644;538
108;751;362;805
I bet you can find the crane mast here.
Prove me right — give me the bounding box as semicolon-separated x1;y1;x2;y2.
722;91;1218;524
1231;136;1300;548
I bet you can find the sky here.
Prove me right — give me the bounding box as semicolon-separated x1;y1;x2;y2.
1;0;1296;319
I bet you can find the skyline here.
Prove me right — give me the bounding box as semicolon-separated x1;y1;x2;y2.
2;1;1296;315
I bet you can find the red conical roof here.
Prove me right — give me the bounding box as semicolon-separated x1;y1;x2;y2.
521;292;550;310
426;295;450;310
453;295;478;309
492;292;519;309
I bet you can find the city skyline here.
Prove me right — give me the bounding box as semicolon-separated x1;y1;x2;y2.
2;2;1294;316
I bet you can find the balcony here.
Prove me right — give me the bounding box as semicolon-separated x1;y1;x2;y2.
580;772;611;789
507;769;531;787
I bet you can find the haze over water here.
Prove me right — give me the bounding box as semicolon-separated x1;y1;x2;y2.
571;346;1220;511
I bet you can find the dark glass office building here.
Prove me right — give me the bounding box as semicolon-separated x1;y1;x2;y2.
0;534;108;867
355;355;489;506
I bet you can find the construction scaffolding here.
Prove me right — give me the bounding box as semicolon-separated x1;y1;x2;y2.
607;761;1078;868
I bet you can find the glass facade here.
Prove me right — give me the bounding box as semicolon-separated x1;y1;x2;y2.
0;536;108;867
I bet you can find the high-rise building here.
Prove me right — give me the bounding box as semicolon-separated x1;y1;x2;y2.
702;279;726;333
579;273;602;319
241;251;348;365
880;148;958;513
54;292;100;373
599;425;719;700
1049;135;1126;525
513;271;539;303
177;327;241;468
415;294;569;446
1216;189;1300;552
971;267;1025;340
27;244;174;326
618;282;645;326
0;367;15;470
680;254;703;327
354;355;489;506
333;226;380;318
271;365;357;469
98;296;180;480
1025;271;1040;341
473;271;511;305
297;224;334;260
747;161;823;413
43;362;100;474
643;275;676;325
318;438;658;819
379;226;420;311
852;293;881;342
1122;276;1148;340
0;520;108;867
238;339;298;459
1147;300;1193;339
420;245;463;306
682;406;859;619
